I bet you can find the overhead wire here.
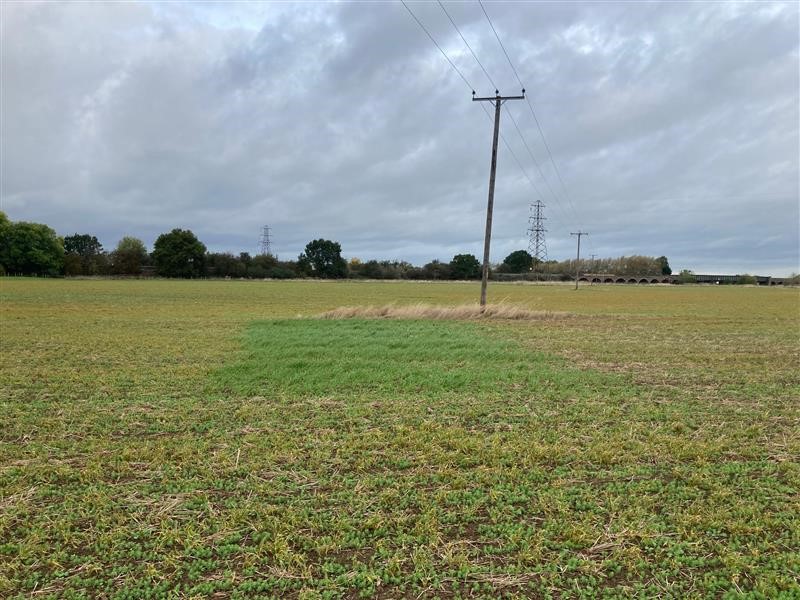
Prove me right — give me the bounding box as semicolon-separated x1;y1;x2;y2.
478;0;583;229
400;0;567;237
437;0;496;91
503;105;573;229
400;0;475;92
441;0;570;231
523;98;582;228
483;104;568;235
401;0;565;230
433;0;569;233
477;0;523;87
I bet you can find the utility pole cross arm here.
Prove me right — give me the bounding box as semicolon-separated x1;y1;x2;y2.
472;95;526;102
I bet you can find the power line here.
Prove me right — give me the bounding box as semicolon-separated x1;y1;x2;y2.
401;0;475;92
524;96;581;227
477;0;522;88
478;0;582;228
437;0;496;91
402;1;562;229
479;104;567;232
477;104;561;226
400;1;567;246
433;2;568;233
503;105;573;228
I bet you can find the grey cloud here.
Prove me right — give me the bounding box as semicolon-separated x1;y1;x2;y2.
2;1;797;274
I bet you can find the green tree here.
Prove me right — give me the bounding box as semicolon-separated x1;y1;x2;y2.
64;233;102;257
247;254;278;278
0;217;64;276
207;252;246;278
298;239;347;278
420;260;450;280
152;229;206;278
360;260;385;279
736;274;757;285
110;237;148;275
449;254;481;279
63;233;107;276
502;250;533;273
676;269;697;284
657;256;672;276
265;262;298;279
0;212;9;275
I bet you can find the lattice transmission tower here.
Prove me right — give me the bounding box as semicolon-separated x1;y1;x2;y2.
527;200;547;263
258;225;272;256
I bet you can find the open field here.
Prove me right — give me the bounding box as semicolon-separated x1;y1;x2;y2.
1;279;799;599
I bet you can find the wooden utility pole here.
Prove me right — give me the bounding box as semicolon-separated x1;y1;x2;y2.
570;231;588;290
473;90;525;307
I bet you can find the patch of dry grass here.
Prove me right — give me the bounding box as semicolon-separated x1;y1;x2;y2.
319;302;571;321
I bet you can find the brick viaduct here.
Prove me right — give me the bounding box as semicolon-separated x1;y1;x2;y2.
577;273;791;286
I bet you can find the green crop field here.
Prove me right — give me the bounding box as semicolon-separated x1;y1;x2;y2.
1;279;798;599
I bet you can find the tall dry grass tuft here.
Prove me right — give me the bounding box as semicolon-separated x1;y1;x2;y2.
319;303;570;321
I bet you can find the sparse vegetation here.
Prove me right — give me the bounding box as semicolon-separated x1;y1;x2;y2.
1;279;798;598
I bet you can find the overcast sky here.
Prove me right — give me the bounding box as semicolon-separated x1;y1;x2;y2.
2;1;798;275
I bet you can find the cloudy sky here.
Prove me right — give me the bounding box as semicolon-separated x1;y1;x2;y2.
2;1;798;275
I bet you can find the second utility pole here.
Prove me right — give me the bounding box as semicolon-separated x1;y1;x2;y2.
571;231;588;290
473;89;525;307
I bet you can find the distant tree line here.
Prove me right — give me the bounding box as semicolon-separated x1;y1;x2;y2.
0;212;483;280
4;211;792;284
495;251;673;277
